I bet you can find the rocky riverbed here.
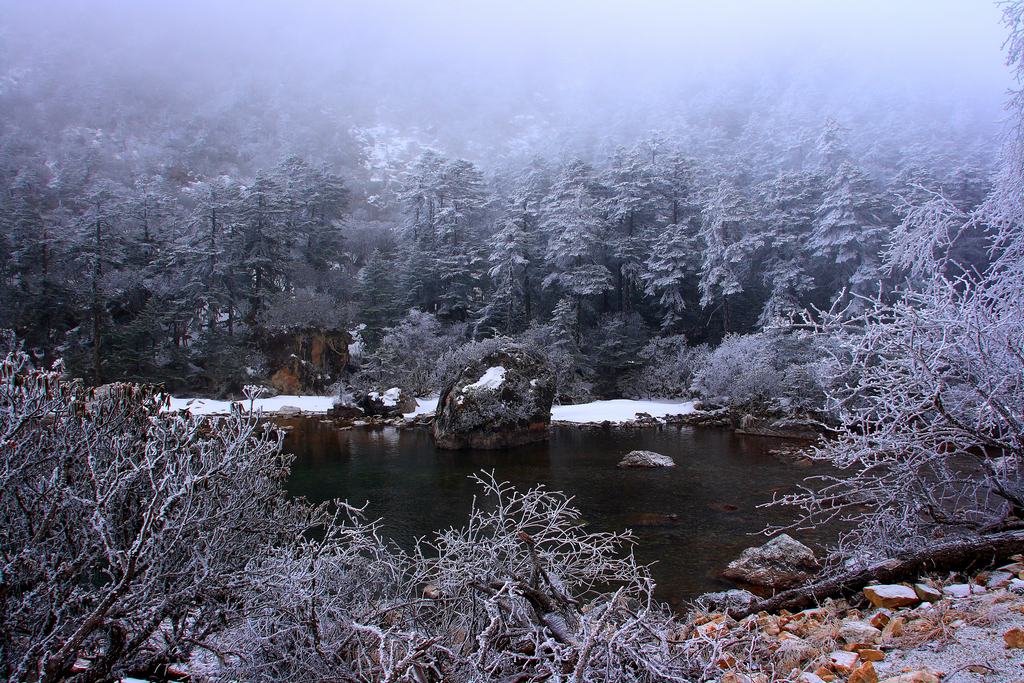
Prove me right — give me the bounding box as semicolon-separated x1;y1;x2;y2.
686;560;1024;682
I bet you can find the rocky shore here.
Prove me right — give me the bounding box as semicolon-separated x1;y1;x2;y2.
683;559;1024;682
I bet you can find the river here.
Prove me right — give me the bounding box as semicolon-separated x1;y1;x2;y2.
280;417;834;609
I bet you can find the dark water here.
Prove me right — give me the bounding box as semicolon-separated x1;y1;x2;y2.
281;419;834;609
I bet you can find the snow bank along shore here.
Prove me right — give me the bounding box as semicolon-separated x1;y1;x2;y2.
167;395;696;424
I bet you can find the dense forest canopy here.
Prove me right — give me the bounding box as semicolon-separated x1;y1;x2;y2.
0;0;1012;397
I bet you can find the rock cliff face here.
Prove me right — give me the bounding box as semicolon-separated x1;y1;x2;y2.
432;345;555;450
260;328;350;394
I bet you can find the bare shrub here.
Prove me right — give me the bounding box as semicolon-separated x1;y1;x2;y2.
0;352;298;682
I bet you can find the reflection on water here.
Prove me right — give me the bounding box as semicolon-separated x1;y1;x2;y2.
280;418;834;609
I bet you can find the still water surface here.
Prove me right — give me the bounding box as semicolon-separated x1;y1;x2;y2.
281;418;833;608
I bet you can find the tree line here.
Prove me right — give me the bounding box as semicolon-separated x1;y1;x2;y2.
0;109;992;396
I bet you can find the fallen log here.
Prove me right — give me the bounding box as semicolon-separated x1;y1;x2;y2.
729;528;1024;619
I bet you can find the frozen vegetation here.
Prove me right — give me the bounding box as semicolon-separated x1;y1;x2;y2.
4;0;1024;681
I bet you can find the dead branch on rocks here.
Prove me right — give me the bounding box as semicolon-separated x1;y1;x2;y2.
730;529;1024;619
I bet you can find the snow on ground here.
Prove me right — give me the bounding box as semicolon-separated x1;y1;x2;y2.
403;396;439;418
167;394;696;424
165;395;337;416
462;366;506;392
368;387;401;407
551;399;696;423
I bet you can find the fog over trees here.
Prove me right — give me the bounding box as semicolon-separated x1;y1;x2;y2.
0;0;1011;396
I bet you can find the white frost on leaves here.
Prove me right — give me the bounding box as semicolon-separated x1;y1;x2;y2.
462;366;506;392
348;323;366;360
369;387;401;407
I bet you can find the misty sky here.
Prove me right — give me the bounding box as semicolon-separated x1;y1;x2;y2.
1;1;1014;163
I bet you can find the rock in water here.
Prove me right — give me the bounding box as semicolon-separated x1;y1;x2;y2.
617;450;676;468
722;534;820;589
432;345;555;450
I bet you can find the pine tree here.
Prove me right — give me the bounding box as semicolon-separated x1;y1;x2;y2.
228;171;291;328
816;117;851;174
356;249;399;349
642;222;696;331
603;146;657;312
541;160;613;307
811;162;891;301
756;170;823;325
698;180;759;332
475;213;535;335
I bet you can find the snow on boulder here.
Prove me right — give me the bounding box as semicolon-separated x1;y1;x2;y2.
463;366;506;392
862;584;920;609
358;387;416;416
722;533;821;589
432;345;555;450
617;450;676;468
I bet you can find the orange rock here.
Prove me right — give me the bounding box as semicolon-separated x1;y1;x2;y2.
913;583;941;602
869;609;892;629
859;649;886;661
849;661;879;683
829;650;859;673
1005;626;1024;649
881;616;905;640
716;653;737;668
863;584;920;609
815;665;837;682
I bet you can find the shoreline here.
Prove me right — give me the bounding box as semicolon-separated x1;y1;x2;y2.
166;395;700;425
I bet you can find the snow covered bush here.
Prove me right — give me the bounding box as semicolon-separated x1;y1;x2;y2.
691;333;783;406
0;351;298;682
517;323;595;403
691;331;831;409
432;335;513;393
211;473;725;683
619;335;709;399
773;1;1024;564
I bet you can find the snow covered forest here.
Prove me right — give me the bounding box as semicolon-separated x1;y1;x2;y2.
6;1;1024;681
0;2;1008;401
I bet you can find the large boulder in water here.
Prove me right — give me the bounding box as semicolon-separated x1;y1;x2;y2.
432;345;555;450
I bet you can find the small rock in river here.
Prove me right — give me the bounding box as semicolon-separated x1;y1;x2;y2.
617;450;676;468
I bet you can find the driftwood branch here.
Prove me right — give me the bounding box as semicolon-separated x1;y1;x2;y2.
730;529;1024;619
